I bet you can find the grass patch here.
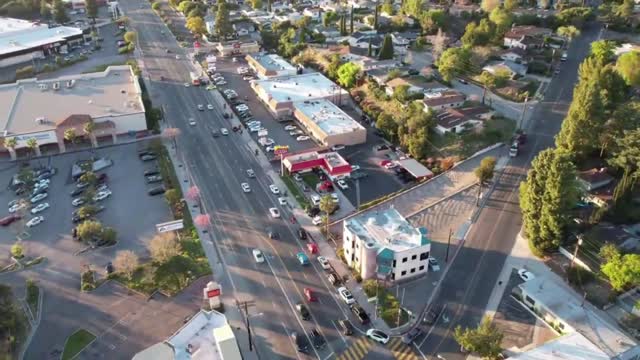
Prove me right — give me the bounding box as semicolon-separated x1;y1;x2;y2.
82;62;126;74
62;329;96;360
281;175;310;209
430;116;516;158
302;173;320;189
378;287;410;328
25;279;39;316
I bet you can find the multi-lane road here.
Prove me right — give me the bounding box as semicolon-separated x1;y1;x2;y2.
118;1;423;359
415;23;603;359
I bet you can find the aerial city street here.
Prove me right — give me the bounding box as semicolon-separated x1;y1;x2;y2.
0;0;639;359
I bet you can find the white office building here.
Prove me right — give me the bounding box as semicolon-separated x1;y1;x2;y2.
343;208;431;281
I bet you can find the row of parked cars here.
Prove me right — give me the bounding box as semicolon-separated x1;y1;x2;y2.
137;150;166;196
2;167;58;228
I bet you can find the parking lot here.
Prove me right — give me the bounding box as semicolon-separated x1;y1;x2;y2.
0;142;181;359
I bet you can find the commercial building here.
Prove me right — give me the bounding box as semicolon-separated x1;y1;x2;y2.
245;53;297;79
511;277;640;360
216;41;260;57
292;99;366;147
343;208;431;281
133;310;242;360
251;72;349;119
0;17;87;67
283;150;352;179
0;65;146;158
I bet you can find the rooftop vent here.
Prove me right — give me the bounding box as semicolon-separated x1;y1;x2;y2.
35;117;45;124
38;83;48;91
52;82;60;90
66;80;75;88
120;89;126;94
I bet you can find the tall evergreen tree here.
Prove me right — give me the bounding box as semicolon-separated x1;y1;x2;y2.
339;14;347;35
267;0;272;12
40;0;50;20
215;0;233;39
350;6;354;34
373;5;379;30
378;34;394;60
85;0;98;23
367;37;373;57
53;0;69;24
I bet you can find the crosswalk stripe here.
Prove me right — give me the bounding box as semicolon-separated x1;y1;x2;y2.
389;338;404;351
336;337;375;360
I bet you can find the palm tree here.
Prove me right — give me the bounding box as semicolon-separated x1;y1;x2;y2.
64;128;77;144
4;137;17;161
83;121;97;148
319;194;337;236
26;138;40;158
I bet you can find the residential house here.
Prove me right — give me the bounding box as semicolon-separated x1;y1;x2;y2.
391;32;419;47
449;3;480;16
233;21;256;37
204;15;216;35
614;43;640;57
367;67;411;85
482;61;528;78
354;58;402;71
385;77;425;97
504;25;552;50
422;81;450;94
313;25;341;40
348;31;384;50
577;168;614;192
303;7;323;21
586;223;640;255
500;48;528;63
423;91;466;112
434;106;494;134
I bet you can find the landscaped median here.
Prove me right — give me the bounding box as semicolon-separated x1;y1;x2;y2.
363;279;410;328
61;329;96;360
25;279;39;316
281;175;310;209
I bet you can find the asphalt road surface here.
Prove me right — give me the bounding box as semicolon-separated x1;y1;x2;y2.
118;2;405;359
415;23;603;359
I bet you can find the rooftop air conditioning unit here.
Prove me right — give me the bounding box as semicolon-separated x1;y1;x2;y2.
294;82;298;85
35;117;45;124
53;82;60;90
38;83;47;90
66;79;75;88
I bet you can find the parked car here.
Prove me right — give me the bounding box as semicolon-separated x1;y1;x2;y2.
296;302;310;320
30;193;48;204
338;319;354;336
291;332;309;353
31;202;50;214
338;287;355;305
141;154;157;161
252;249;264;263
146;175;163;183
26;216;44;228
0;214;21;226
350;304;370;324
143;169;159;176
518;268;535;282
337;179;349;190
428;258;440;271
310;329;325;349
366;329;390;344
328;272;340;286
148;186;166;196
298;228;308;240
297;252;309;265
312;216;322;226
317;256;330;270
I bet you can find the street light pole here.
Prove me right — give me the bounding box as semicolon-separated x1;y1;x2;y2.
518;96;528;131
445;228;452;263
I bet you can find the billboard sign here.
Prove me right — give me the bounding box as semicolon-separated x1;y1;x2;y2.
156;219;184;233
274;145;289;156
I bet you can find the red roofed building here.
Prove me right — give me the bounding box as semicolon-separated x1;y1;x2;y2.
283;150;352;179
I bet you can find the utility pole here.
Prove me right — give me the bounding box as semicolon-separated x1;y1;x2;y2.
568;236;583;282
236;300;256;352
355;178;361;210
481;86;487;105
445;228;452;263
518;96;528;131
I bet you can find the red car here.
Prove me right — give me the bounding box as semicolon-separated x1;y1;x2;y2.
307;242;318;255
0;214;20;226
304;288;317;302
379;159;391;167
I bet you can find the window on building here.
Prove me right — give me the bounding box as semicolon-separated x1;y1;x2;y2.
351;241;355;249
410;268;415;273
391;273;395;280
525;295;535;305
419;265;424;271
420;252;429;260
411;254;417;260
392;260;396;268
401;270;406;276
402;257;407;263
351;253;355;262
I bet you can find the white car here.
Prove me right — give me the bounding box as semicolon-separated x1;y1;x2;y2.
9;202;27;213
183;83;190;87
312;215;323;226
235;104;249;111
30;193;48;204
338;287;355;305
330;193;339;203
290;130;304;136
97;184;109;192
246;121;261;127
215;80;227;85
262;138;275;146
296;136;310;141
311;195;320;206
269;207;280;218
189;118;196;126
72;197;85;207
284;125;297;131
31;202;50;214
253;249;265;263
207;104;214;110
331;145;345;151
518;268;535;282
278;197;287;205
93;190;112;201
241;183;251;193
265;146;274;152
37;179;51;186
428;258;440;272
221;128;229;135
26;216;44;228
337;180;349;190
366;329;390;344
249;127;265;133
34;183;49;192
197;104;204;111
350;165;360;172
175;54;181;60
384;162;398;169
269;185;279;195
318;256;330;270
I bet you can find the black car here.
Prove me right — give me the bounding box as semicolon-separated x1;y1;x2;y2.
327;272;340;286
402;327;423;344
144;169;160;176
70;187;85;197
306;206;321;217
338;319;354;336
138;150;155;158
423;305;442;325
350;304;369;324
268;228;279;239
291;332;309;353
298;228;308;240
296;303;310;320
148;186;166;196
310;329;325;349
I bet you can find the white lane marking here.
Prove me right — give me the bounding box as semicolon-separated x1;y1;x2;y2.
413;343;428;360
331;320;348;346
282;322;304;360
323;352;335;360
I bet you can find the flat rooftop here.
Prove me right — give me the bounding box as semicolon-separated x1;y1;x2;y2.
249;53;296;72
294;99;364;136
0;65;143;135
0;17;83;56
520;277;638;358
509;332;611;360
285;150;349;168
253;72;347;103
346;208;428;252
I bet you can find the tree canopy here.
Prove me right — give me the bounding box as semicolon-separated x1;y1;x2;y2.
437;47;471;82
454;316;503;358
615;51;640;87
378;34;394;60
337;62;360;88
186;16;207;35
215;0;233;38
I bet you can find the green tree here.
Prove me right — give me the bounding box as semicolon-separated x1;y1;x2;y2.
376;113;397;141
187;8;205;19
556;25;580;41
454;316;503;358
76;220;104;242
481;0;500;12
322;11;336;27
53;0;68;24
337;62;360;88
609;129;640;179
437;47;471;82
79;171;97;186
26;138;39;158
215;0;233;39
474;156;496;205
489;6;513;33
251;0;262;9
40;0;50;20
178;0;196;14
10;243;24;258
319;195;337;235
152;2;161;10
402;0;423;17
393;85;410;103
420;9;447;35
85;0;98;22
614;0;634;23
186;16;207;35
615;52;640;87
461;20;493;48
601;251;640;291
590;40;616;64
381;0;394;15
124;31;137;44
77;205;97;220
154;255;196;290
164;188;181;206
378;34;394;60
504;0;517;11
